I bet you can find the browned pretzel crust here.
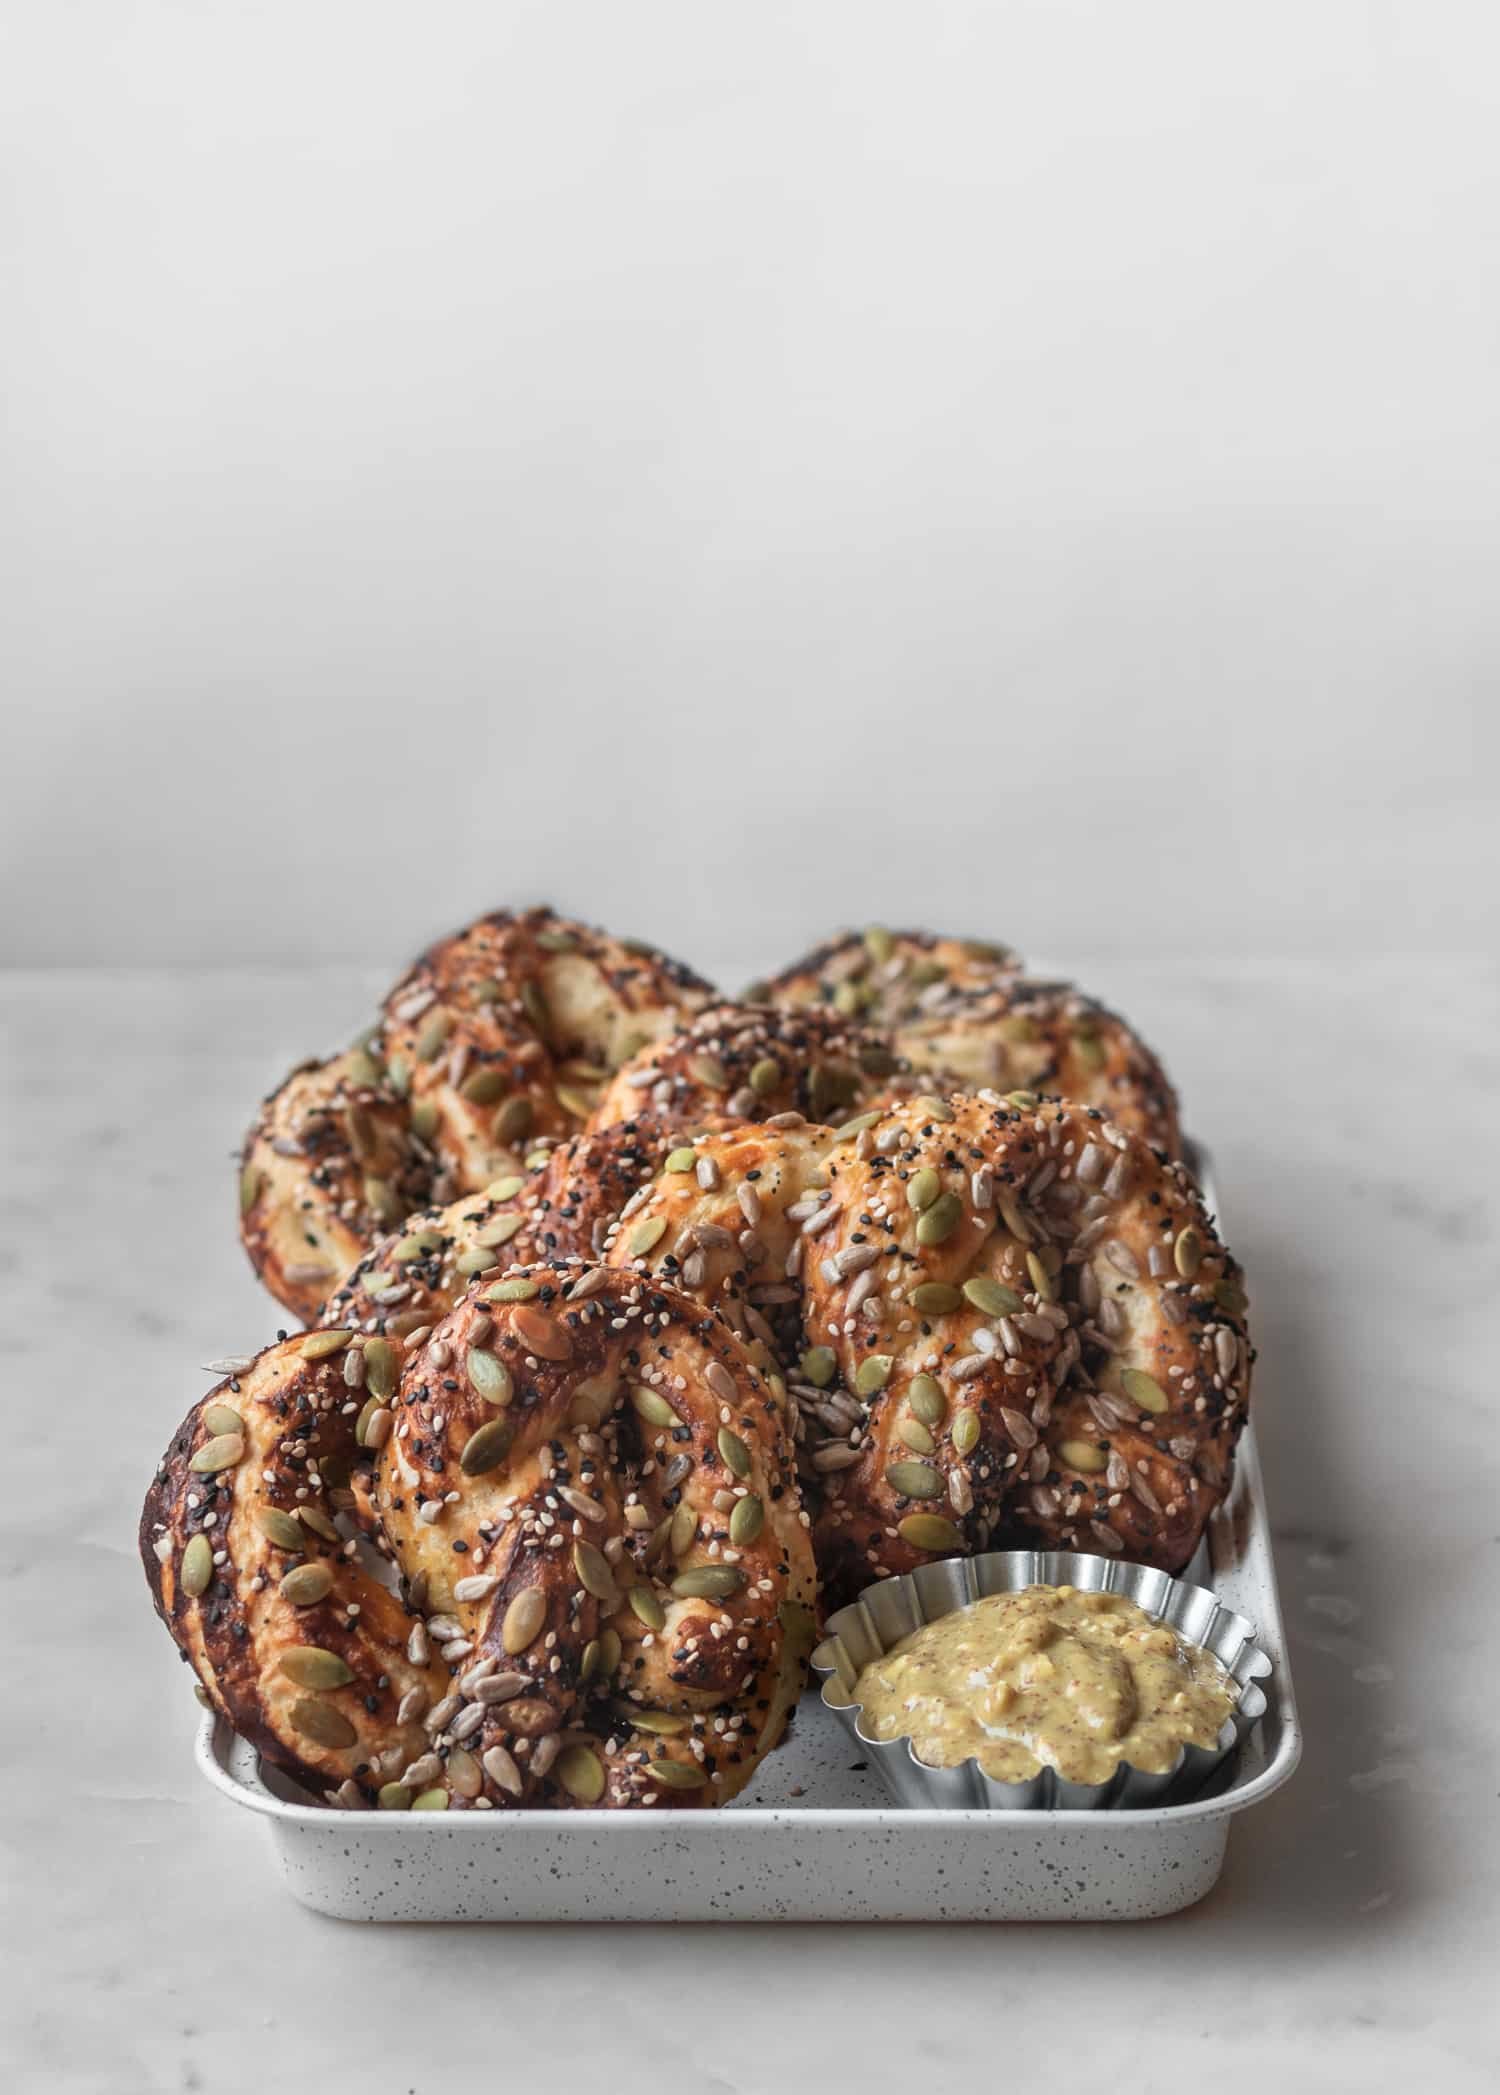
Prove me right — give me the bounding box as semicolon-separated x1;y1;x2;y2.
240;909;712;1321
597;1091;1247;1606
588;1002;906;1136
762;928;1181;1158
143;1265;816;1810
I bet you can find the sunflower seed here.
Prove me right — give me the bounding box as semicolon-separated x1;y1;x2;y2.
453;1572;502;1603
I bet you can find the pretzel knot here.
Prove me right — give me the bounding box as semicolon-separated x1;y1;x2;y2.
141;1264;816;1811
239;909;714;1323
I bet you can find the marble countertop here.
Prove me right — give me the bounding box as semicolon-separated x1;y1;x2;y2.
5;957;1495;2092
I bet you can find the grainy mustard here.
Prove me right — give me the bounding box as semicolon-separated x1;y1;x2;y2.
853;1583;1236;1785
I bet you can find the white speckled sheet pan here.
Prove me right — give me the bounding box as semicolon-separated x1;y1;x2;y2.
193;1148;1301;1922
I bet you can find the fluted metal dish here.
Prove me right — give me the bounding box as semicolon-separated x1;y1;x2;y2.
812;1548;1271;1812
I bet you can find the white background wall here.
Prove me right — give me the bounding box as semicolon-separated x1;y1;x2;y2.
3;1;1496;979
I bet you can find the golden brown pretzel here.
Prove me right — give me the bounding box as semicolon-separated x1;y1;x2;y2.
322;1112;680;1341
762;928;1181;1158
142;1264;816;1809
240;909;713;1321
588;1001;906;1136
600;1092;1247;1607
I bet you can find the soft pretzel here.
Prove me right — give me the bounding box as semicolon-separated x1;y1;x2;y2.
601;1091;1247;1607
762;928;1181;1157
240;909;713;1321
322;1112;681;1340
142;1263;816;1809
588;1001;906;1137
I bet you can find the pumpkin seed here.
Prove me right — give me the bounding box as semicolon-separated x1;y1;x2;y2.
670;1503;697;1558
501;1588;547;1655
909;1282;961;1315
809;1063;858;1117
189;1432;244;1475
909;959;946;988
300;1328;351;1361
596;1627;621;1679
467;1349;513;1406
486;1276;540;1302
631;1385;676;1427
627;1217;666;1257
1024;1250;1053;1300
555;1083;597;1120
203;1402;244;1437
180;1533;213;1597
414;1012;453;1061
1120;1368;1169;1415
411;1787;449;1811
555;1745;605;1803
363;1337;397;1402
239;1163;263;1215
364;1174;402;1223
748;1057;782;1096
916;1192;964;1247
1173;1227;1202;1278
289;1697;357;1750
717;1426;751;1478
535;928;576;952
689;1053;728;1090
671;1566;745;1600
887;1461;943;1499
460;1418;515;1475
493;1096;535;1146
298;1505;339;1543
906;1167;941;1213
629;1587;666;1631
628;1709;689;1736
519;980;550;1036
897;1418;935;1454
377;1783;412;1810
908;1375;946;1426
951;1409;981;1456
916;1094;954;1122
648;1759;708;1790
254;1506;305;1552
410;1099;441;1141
281;1562;334;1605
354;1396;381;1446
386;1056;410;1097
279;1647;354;1690
1074;1031;1106;1071
963;1276;1023;1317
833;980;867;1017
833;1110;882;1140
392;1229;440;1262
664;1146;698;1173
456;1066;506;1108
897;1513;964;1553
477;1213;524;1250
1058;1438;1108;1472
799;1347;836;1389
729;1495;764;1545
485;1174;526;1201
854;1354;893;1396
579;1637;603;1683
573;1541;617;1601
863;925;895;963
512;1305;571;1360
1214;1277;1247;1314
454;1246;494;1277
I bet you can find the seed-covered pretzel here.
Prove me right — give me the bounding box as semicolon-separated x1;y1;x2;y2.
142;1265;816;1810
601;1091;1248;1606
763;927;1181;1158
240;909;713;1321
323;1113;680;1340
589;1002;906;1137
981;1098;1249;1567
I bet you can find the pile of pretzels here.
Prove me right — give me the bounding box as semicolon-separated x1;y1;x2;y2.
142;908;1251;1813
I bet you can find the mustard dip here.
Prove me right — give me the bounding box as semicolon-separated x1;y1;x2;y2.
853;1584;1237;1785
